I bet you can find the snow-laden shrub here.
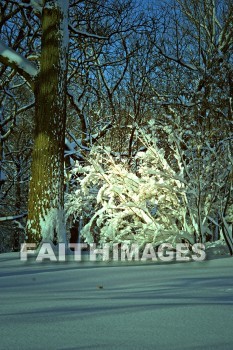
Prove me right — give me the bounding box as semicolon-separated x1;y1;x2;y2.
152;116;232;248
65;119;232;250
65;132;192;247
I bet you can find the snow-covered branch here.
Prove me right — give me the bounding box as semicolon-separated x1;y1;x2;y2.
156;45;201;72
69;24;108;40
0;213;27;222
17;0;43;13
0;41;38;85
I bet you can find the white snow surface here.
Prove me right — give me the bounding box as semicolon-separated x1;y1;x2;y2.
0;253;233;350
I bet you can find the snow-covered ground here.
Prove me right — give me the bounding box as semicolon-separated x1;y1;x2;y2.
0;252;233;350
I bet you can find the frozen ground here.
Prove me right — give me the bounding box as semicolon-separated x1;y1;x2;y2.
0;252;233;350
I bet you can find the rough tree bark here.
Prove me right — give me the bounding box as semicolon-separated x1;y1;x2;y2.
26;0;69;244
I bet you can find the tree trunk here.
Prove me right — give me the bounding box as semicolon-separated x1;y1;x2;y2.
26;0;69;244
